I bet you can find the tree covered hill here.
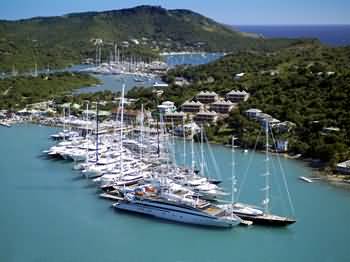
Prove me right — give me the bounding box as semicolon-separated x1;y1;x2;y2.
0;5;312;72
160;45;350;165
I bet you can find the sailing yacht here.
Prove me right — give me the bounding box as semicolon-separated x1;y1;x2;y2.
230;127;296;226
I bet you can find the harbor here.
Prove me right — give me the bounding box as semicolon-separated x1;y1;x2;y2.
2;123;350;261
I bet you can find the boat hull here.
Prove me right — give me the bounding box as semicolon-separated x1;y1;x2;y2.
114;202;237;228
234;214;296;226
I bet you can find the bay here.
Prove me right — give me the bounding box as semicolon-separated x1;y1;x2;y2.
235;25;350;47
1;124;350;262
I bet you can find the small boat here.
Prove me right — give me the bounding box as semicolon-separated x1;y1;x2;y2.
299;176;313;183
0;122;11;128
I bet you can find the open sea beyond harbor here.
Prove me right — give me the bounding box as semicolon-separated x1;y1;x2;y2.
1;124;350;261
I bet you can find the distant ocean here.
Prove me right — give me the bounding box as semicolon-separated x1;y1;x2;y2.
234;25;350;47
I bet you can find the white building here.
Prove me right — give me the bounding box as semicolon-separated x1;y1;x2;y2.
226;90;250;103
181;101;204;113
336;160;350;175
195;91;219;104
210;100;236;114
164;111;186;123
194;111;218;123
245;108;262;119
157;101;176;114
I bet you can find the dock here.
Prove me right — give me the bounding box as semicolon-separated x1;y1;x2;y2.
99;193;124;201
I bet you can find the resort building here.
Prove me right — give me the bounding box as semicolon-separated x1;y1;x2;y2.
257;113;280;127
174;77;189;87
209;100;236;114
245;108;262;119
226;90;250;103
157;101;176;114
195;91;219;104
164;111;186;123
194;111;218;124
181;101;204;113
336;160;350;175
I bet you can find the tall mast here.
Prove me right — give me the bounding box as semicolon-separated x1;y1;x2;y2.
119;85;125;177
231;136;237;204
63;107;66;140
191;123;195;174
182;118;186;166
140;104;144;174
114;43;117;63
95;102;99;162
85;101;89;163
263;122;270;214
200;124;204;176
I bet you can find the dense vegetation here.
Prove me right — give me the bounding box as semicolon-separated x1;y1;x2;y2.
0;73;100;110
0;5;312;72
131;44;350;167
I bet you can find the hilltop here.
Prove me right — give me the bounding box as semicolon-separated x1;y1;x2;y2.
0;5;313;72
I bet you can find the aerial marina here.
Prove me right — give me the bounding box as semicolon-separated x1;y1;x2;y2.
1;2;350;262
37;86;294;228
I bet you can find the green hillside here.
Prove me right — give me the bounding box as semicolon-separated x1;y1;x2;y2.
0;5;312;72
135;44;350;166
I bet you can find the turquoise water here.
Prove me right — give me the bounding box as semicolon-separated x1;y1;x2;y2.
1;124;350;262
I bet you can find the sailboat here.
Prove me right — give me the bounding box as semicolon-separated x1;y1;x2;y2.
232;125;296;226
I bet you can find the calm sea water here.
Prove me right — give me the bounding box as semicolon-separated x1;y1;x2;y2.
235;25;350;47
75;53;223;94
1;124;350;261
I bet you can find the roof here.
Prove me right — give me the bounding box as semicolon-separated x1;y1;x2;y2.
211;100;234;106
245;108;262;113
182;101;203;106
337;160;350;168
196;91;218;96
227;90;249;95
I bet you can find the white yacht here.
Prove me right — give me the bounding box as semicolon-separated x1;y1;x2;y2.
113;193;241;228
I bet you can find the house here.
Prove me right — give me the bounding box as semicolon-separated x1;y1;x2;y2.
157;101;176;114
194;111;218;124
257;113;280;127
226;90;250;103
274;121;296;133
174;77;189;87
209;100;236;114
174;122;200;137
195;91;219;104
234;73;245;80
336;160;350;175
164;111;186;123
181;101;204;113
245;108;262;119
276;140;289;152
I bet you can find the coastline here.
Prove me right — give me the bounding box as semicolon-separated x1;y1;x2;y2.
4;119;349;187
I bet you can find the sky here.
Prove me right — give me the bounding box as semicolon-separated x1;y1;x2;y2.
1;0;349;25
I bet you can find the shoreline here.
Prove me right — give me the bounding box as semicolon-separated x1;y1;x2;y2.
4;120;349;187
